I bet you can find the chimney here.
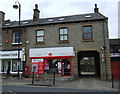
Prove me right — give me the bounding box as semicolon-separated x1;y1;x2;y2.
33;4;40;22
0;11;5;25
94;4;99;13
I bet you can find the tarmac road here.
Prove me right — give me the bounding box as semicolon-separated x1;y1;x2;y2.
1;84;119;94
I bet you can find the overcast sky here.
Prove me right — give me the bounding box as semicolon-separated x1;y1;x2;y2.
0;0;119;39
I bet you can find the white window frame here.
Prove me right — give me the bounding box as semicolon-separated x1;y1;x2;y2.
36;29;44;43
12;31;22;45
59;28;68;42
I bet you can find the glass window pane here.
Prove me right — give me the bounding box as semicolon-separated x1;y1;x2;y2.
64;35;68;40
37;37;44;42
63;28;68;34
12;60;17;72
37;30;44;36
62;59;71;75
60;36;64;40
13;32;21;43
15;32;20;37
14;37;21;43
60;29;64;34
15;38;19;43
83;26;92;33
84;34;92;39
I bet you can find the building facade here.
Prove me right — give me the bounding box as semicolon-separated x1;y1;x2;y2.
0;4;111;80
110;38;120;79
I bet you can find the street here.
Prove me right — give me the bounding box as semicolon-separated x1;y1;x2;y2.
1;84;119;94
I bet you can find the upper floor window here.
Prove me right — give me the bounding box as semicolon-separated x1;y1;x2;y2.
83;26;93;40
59;28;68;42
13;31;21;44
0;32;2;45
36;29;44;43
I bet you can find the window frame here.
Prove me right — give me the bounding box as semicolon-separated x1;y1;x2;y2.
82;25;93;40
12;31;21;44
59;27;68;42
36;29;44;43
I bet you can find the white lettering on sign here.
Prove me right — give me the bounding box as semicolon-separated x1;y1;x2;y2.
0;50;22;59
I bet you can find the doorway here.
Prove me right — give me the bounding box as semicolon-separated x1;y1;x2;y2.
77;51;100;77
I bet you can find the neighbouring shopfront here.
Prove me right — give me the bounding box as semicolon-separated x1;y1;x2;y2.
29;47;75;76
0;50;22;74
110;53;120;80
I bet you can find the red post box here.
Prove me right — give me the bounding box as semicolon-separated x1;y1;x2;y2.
24;66;29;78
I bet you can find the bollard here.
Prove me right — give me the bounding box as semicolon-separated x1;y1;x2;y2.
112;74;114;88
32;71;34;84
53;72;55;85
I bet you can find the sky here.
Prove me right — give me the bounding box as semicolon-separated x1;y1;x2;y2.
0;0;119;39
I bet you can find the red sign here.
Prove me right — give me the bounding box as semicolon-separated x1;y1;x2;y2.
38;62;44;74
48;53;52;56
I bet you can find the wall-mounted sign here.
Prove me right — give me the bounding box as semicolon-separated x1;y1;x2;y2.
0;50;22;59
110;53;120;57
32;59;43;62
38;62;44;74
29;47;75;58
31;62;44;74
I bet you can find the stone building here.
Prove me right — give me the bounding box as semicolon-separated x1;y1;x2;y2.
0;4;111;80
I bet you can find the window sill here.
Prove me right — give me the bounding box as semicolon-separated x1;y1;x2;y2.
58;41;69;44
12;42;22;45
83;40;94;42
35;42;46;45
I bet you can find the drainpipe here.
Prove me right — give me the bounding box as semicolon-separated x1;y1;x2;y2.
102;21;108;81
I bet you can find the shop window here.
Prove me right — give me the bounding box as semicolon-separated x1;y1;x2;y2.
62;59;71;76
12;60;23;72
59;28;68;42
12;60;17;72
13;31;21;44
0;32;2;45
1;60;23;73
44;58;71;76
82;26;93;40
36;29;44;43
2;60;11;72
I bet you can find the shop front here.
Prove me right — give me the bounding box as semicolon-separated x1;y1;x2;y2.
29;47;75;77
0;50;22;74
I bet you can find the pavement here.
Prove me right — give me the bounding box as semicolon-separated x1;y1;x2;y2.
0;76;119;91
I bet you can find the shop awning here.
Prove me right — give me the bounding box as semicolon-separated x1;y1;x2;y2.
29;47;75;58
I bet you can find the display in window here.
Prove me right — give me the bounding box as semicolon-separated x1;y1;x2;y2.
44;58;71;76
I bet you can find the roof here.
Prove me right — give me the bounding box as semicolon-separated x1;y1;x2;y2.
2;12;107;28
109;39;120;45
